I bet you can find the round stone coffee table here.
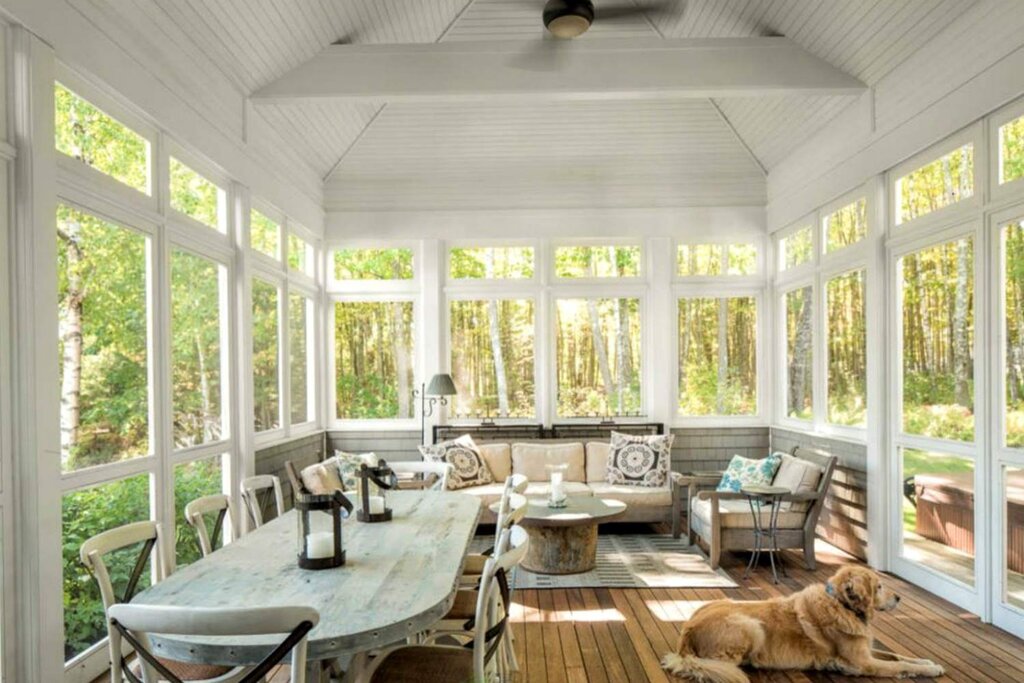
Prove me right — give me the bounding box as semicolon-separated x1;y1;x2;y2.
492;496;627;574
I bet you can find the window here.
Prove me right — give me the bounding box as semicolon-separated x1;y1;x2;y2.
289;293;314;425
896;144;974;225
779;226;813;270
999;114;1024;185
677;243;756;276
54;83;150;195
288;233;314;276
677;296;756;416
449;299;535;418
1004;219;1024;447
554;245;641;278
170;249;226;447
555;298;641;417
173;456;224;567
784;286;813;420
900;236;974;442
824;198;867;253
250;209;280;260
58;204;150;471
334;301;414;419
1006;466;1024;609
826;269;867;427
251;279;281;432
334;248;413;281
169;157;225;231
62;475;150;658
449;246;534;279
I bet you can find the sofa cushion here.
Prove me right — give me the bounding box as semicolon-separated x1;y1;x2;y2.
523;482;592;498
691;498;806;529
586;442;612;483
605;431;674;488
420;435;494;490
511;442;585;482
772;454;822;512
589;482;671;507
717;453;783;492
479;443;512;481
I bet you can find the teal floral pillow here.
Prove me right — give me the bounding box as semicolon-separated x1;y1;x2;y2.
717;453;783;492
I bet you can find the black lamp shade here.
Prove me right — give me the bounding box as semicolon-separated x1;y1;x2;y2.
426;373;457;397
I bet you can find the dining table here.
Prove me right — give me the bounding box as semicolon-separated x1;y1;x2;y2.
131;489;482;682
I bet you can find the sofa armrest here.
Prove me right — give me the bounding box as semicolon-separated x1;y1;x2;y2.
781;491;822;503
694;490;746;502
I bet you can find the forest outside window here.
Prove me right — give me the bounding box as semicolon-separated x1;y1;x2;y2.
449;246;534;279
290;293;314;425
899;236;975;442
895;144;974;225
288;233;315;277
824;198;867;253
784;286;813;421
826;269;867;427
334;248;414;281
555;298;641;417
554;245;641;279
250;209;281;260
334;301;415;420
1004;218;1024;448
450;299;535;419
174;455;225;567
677;296;757;416
169;157;225;232
58;204;150;471
55;82;151;196
779;226;813;271
677;243;757;276
1000;114;1024;186
252;278;281;433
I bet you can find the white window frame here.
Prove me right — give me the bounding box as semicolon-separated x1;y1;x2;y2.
550;238;645;283
990;99;1024;198
249;271;286;443
444;238;539;285
672;238;763;286
164;142;230;237
775;216;816;281
327;240;419;294
248;201;284;266
820;189;870;260
286;285;319;432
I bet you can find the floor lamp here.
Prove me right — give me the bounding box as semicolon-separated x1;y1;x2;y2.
414;373;457;445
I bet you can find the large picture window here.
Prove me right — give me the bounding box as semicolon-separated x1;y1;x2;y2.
450;299;535;419
251;278;281;432
784;286;813;420
1004;219;1024;448
555;298;641;417
334;301;415;420
289;293;314;425
677;296;756;416
826;269;867;427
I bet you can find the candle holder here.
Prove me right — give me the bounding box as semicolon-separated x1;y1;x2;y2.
356;460;398;522
296;490;353;570
546;463;569;509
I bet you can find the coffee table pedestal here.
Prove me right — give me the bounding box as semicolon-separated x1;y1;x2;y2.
522;523;599;574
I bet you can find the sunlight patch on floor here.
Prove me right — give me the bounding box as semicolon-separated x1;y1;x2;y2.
644;598;709;622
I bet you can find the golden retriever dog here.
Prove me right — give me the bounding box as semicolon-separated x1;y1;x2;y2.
662;566;944;682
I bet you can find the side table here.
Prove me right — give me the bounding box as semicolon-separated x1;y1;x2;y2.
741;484;791;584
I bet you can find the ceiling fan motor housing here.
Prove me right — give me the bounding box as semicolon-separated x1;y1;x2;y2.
543;0;595;39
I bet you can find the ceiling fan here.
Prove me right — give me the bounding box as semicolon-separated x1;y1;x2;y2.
541;0;673;39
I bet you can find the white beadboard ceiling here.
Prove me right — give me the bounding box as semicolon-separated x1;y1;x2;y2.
69;0;979;211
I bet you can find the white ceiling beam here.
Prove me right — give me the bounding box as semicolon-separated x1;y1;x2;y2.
251;37;866;103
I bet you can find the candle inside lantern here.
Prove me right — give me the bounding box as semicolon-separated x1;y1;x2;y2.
367;495;385;515
306;531;334;559
550;468;567;504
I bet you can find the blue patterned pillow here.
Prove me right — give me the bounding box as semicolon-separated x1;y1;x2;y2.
717;453;783;492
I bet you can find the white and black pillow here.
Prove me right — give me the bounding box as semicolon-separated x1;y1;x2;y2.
419;435;494;490
605;431;674;488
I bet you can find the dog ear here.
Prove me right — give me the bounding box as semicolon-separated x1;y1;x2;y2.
841;577;871;619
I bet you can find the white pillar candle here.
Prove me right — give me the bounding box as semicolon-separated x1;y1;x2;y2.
306;531;334;559
367;495;385;515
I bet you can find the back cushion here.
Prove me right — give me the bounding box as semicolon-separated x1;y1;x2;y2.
772;453;823;512
512;442;586;482
479;443;512;481
585;442;611;483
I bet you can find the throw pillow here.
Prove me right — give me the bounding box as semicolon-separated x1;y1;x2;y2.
331;451;379;491
772;453;822;512
299;462;344;495
419;435;494;490
717;453;783;492
605;431;675;488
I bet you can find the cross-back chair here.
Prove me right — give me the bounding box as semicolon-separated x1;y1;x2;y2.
240;474;284;529
184;494;234;557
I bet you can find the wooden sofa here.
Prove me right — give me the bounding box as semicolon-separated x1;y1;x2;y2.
687;447;837;569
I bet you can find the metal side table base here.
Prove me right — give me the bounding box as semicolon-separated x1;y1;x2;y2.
741;485;790;584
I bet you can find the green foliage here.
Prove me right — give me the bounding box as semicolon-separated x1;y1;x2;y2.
1005;221;1024;447
677;297;757;416
169;157;222;230
825;198;866;252
1003;116;1024;184
898;144;973;224
55;83;149;194
334;248;413;280
677;243;757;277
334;301;414;419
827;270;867;427
290;293;311;424
288;234;312;274
449;246;534;279
252;279;280;431
555;245;640;278
781;227;813;270
786;286;813;419
62;476;150;659
250;210;280;259
450;299;535;418
174;457;223;568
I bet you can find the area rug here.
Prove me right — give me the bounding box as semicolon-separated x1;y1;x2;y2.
469;534;738;589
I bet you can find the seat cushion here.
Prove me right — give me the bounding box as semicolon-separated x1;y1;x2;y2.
605;432;674;488
691;498;806;529
772;454;822;512
586;442;612;483
479;443;511;481
420;435;494;490
455;483;507;507
588;482;672;507
716;453;783;492
511;442;585;482
523;482;592;498
369;645;474;683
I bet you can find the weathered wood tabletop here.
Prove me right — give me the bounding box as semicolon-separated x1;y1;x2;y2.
132;490;481;666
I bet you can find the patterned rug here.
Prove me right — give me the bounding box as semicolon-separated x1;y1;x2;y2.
470;533;737;589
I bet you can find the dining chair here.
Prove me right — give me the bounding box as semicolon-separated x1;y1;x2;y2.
108;603;319;683
240;474;285;529
184;493;235;557
390;460;453;491
356;525;529;683
79;521;241;682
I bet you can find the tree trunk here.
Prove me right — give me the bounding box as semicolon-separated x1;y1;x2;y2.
716;248;729;413
587;299;615;412
195;333;213;443
953;252;971;408
59;219;85;464
484;251;509;417
791;291;812;415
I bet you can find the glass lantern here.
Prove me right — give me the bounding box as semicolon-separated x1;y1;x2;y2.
546;463;569;508
357;460;399;522
296;490;353;570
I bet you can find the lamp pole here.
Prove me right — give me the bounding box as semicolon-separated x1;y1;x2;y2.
413;382;448;446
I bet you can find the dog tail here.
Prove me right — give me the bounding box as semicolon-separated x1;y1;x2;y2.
661;652;749;683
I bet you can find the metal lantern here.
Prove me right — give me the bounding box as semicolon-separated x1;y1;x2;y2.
356;460;398;523
296;490;353;570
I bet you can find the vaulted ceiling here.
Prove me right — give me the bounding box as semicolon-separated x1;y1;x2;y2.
76;0;977;211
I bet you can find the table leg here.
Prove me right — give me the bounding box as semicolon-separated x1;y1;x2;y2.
743;498;762;581
522;523;599;574
305;659;326;683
